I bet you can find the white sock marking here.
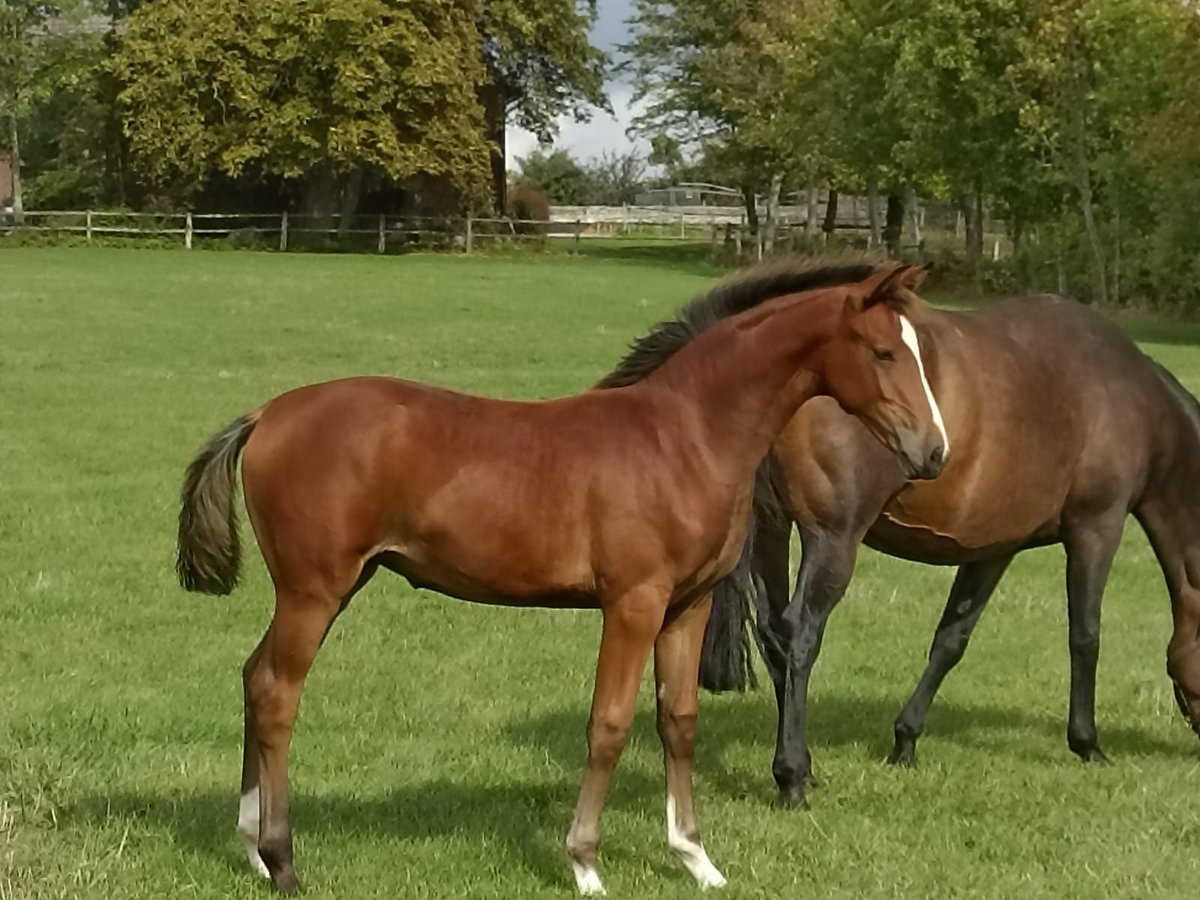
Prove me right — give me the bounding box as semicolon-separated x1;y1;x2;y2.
666;794;727;889
899;316;949;458
570;859;606;896
237;787;271;880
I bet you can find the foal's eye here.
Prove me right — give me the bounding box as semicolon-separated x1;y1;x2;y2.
872;347;895;362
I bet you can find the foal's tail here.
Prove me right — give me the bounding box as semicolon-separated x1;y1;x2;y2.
176;411;260;595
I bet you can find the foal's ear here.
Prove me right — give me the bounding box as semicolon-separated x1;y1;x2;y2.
860;264;928;311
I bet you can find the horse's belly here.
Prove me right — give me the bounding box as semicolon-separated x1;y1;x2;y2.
866;470;1066;564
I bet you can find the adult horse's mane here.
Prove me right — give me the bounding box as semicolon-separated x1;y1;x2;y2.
596;256;880;389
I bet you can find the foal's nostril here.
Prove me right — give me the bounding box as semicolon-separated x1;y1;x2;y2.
930;445;943;465
925;444;945;476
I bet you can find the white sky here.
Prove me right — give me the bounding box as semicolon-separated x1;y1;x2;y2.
505;0;649;169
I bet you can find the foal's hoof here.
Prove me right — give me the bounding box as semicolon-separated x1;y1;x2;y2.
887;741;917;767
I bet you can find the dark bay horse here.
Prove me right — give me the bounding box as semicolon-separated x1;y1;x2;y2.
698;262;1200;809
176;264;947;894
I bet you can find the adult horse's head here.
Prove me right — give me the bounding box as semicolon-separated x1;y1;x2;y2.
821;264;948;480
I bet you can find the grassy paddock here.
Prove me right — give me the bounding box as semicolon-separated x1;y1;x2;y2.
3;247;1200;900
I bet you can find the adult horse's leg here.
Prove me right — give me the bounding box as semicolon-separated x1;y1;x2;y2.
654;596;725;889
772;526;858;808
1062;516;1124;763
567;589;667;896
889;554;1014;766
1135;502;1200;736
751;512;794;692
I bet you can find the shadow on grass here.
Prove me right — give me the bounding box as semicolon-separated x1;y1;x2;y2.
499;692;1197;803
62;691;1197;890
570;240;722;277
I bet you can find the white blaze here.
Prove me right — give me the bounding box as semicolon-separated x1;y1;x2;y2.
899;316;949;457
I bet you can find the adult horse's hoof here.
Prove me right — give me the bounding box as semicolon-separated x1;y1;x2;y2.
269;867;302;895
1071;744;1111;765
774;784;812;810
887;741;917;767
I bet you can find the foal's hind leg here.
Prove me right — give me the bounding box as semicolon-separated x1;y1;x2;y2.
567;588;667;896
889;554;1014;766
655;596;725;890
241;562;374;893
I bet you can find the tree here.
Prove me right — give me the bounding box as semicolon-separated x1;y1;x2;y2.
114;0;493;220
478;1;608;211
513;147;592;204
586;149;646;205
0;0;95;221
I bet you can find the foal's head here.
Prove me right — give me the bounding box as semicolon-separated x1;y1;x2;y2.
820;265;948;480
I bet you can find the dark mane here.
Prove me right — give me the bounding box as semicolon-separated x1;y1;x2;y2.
596;256;881;389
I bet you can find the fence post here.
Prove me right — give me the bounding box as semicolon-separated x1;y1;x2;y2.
279;211;288;252
574;218;581;255
710;224;718;258
679;211;685;239
734;225;743;259
756;227;764;261
185;212;193;249
465;216;473;254
86;210;93;244
378;213;386;254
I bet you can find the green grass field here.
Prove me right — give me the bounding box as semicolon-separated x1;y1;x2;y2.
5;246;1200;900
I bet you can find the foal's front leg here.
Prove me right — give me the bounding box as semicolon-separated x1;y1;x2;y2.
566;589;666;896
655;596;726;889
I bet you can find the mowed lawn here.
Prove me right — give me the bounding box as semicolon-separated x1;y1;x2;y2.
4;247;1200;900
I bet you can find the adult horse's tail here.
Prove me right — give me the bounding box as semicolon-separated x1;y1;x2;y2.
700;458;790;692
177;412;260;595
699;518;759;692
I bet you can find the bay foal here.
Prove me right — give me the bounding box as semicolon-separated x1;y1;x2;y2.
176;264;946;894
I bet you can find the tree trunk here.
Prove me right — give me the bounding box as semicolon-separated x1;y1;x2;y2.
961;189;984;261
337;168;364;239
805;181;820;247
304;160;338;234
905;184;922;250
481;82;507;215
741;185;759;235
884;192;904;258
762;172;783;256
972;190;984;261
823;189;839;236
1073;149;1108;304
867;175;882;247
9;116;23;225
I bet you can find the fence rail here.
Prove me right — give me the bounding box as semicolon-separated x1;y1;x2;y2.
1;208;946;259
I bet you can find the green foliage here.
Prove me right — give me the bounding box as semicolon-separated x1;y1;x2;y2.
113;0;493;197
513;146;647;205
480;0;609;139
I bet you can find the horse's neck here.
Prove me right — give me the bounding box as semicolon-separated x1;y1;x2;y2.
651;292;838;470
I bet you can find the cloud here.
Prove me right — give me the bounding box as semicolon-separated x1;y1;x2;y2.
506;83;650;169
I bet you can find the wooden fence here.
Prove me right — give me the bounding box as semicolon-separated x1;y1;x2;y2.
2;207;977;260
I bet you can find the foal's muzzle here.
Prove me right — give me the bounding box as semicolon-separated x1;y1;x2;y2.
897;432;947;481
